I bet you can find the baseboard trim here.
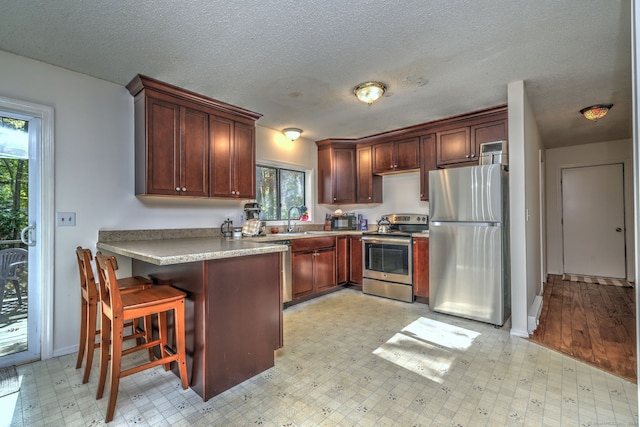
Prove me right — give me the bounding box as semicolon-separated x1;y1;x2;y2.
527;295;543;334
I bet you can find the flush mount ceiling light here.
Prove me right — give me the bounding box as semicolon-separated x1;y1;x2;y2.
353;81;387;105
283;128;302;141
580;104;613;122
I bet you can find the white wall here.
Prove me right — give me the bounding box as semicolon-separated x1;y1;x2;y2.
545;139;635;279
508;80;544;337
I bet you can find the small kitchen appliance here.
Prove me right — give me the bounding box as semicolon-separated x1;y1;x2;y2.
361;213;429;303
479;140;508;166
329;214;358;231
244;202;262;220
220;219;233;237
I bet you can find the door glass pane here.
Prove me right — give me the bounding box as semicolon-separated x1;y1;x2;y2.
0;116;29;357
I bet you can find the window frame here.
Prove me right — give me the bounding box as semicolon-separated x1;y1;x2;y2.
256;163;309;222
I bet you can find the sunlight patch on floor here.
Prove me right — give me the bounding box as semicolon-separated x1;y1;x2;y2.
373;317;481;382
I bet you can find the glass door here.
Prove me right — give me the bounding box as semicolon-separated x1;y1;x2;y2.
0;112;38;365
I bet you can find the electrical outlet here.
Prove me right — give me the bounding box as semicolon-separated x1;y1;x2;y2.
57;212;76;226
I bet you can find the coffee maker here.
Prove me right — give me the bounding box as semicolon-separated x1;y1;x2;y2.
243;202;265;235
244;202;261;220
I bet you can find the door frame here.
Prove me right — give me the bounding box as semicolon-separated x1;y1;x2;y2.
0;95;54;362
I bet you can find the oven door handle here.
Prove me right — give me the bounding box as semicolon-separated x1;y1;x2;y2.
361;236;411;245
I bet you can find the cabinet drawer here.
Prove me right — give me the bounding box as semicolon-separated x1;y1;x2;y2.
292;236;336;252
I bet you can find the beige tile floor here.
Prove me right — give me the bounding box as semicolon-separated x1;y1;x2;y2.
2;288;638;426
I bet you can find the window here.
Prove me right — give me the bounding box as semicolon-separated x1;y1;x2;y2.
256;165;306;221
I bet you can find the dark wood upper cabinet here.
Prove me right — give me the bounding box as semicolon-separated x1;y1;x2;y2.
419;133;436;201
210;117;256;198
436;113;508;167
317;141;356;204
137;96;208;196
396;137;420;170
372;137;419;174
436;127;472;166
143;96;181;195
356;146;382;203
471;119;508;155
180;107;210;197
127;74;261;198
316;107;506;203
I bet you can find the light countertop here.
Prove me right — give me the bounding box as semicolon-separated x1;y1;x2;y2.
96;227;428;266
97;235;288;266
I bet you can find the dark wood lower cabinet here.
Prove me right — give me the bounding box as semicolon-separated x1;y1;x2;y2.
349;235;363;285
337;236;349;284
291;237;337;301
132;252;282;402
413;237;429;303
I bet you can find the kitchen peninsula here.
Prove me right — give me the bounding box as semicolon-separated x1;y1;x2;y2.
97;228;288;402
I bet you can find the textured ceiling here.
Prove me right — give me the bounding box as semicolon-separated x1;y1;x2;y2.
0;1;632;148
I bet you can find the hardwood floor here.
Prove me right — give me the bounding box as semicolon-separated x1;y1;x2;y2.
530;274;636;382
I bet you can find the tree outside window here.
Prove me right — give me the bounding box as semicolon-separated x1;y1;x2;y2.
256;165;305;221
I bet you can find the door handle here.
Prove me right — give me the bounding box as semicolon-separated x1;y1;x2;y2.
616;227;622;232
21;224;36;246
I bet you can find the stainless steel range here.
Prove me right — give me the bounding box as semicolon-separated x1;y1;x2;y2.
361;213;429;302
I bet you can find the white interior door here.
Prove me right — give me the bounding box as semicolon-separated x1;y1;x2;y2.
562;163;626;278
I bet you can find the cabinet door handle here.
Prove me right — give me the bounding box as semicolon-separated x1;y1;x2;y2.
333;197;337;201
175;187;180;192
181;187;186;191
465;154;470;158
471;154;476;158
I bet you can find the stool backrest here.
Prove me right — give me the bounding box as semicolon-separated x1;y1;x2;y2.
75;247;97;303
95;253;123;316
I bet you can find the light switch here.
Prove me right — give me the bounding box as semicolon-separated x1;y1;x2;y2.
57;212;76;226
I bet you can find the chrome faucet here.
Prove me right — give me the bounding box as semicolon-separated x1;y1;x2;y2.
287;206;302;233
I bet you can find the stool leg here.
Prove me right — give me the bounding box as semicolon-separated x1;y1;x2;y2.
144;315;154;361
96;311;110;400
174;300;189;390
157;311;170;371
82;301;97;384
75;296;88;370
105;318;124;423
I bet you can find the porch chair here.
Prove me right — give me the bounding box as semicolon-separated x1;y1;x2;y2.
0;248;27;314
94;253;188;423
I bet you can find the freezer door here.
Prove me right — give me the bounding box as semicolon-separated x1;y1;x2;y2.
429;222;508;326
429;165;503;222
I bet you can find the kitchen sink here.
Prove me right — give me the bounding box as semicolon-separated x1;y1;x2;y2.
271;231;330;237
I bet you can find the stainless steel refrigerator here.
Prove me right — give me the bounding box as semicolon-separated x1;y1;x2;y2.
428;164;510;326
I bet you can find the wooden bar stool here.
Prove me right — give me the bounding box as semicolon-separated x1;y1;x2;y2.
75;247;153;384
94;253;189;423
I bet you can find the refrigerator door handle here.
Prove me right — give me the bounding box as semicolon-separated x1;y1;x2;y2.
431;221;501;227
